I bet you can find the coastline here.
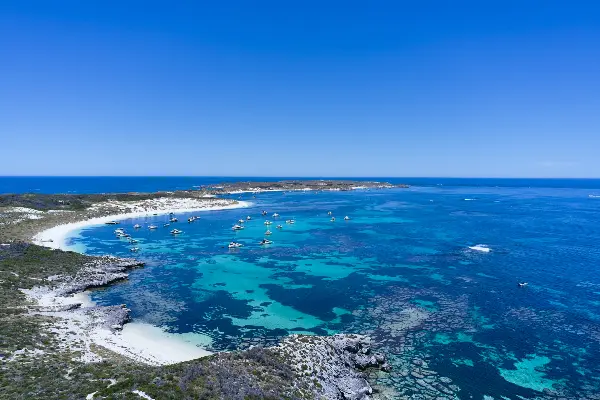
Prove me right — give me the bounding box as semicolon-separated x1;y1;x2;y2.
23;198;251;366
32;200;251;251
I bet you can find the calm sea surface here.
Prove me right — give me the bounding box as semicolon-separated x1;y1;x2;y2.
4;177;600;398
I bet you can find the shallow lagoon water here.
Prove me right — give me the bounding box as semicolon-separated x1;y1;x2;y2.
70;186;600;398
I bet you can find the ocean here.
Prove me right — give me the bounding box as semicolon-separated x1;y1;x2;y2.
4;177;600;398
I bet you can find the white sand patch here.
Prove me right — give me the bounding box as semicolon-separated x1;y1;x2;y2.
132;390;155;400
22;286;213;365
32;198;251;251
95;322;213;364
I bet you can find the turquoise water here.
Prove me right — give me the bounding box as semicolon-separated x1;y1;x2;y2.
69;185;600;398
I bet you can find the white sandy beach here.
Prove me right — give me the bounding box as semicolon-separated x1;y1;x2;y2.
25;197;251;365
33;199;251;251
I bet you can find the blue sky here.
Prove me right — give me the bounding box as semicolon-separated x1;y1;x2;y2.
1;1;599;177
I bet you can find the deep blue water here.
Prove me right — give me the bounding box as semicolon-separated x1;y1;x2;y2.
2;176;600;194
6;177;600;398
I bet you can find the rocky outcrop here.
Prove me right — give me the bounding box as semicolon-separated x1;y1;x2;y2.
44;256;144;296
274;334;389;400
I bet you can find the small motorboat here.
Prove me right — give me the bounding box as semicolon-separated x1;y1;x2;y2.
276;225;283;229
286;219;295;224
130;247;140;252
265;230;272;235
128;238;138;244
133;224;142;229
148;225;158;230
264;220;272;225
261;211;268;216
106;221;119;225
232;224;245;230
122;233;131;238
260;239;273;245
187;217;196;223
330;217;336;222
114;228;125;234
344;216;350;221
169;217;178;223
228;242;243;248
272;213;280;217
518;282;528;287
238;219;245;224
116;232;126;238
164;223;170;227
170;229;183;235
327;211;332;216
246;216;252;220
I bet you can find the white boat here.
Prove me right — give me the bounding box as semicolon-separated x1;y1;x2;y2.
106;221;119;225
116;232;126;238
187;217;195;223
261;211;268;216
264;221;272;225
330;217;336;222
260;239;273;245
130;247;140;252
133;224;142;229
246;216;252;220
344;216;350;221
148;225;158;230
286;219;295;224
272;213;280;217
170;229;182;235
265;230;272;235
327;211;332;216
170;217;178;223
128;238;138;244
164;223;170;227
114;228;125;234
518;282;528;287
232;224;245;230
276;225;283;229
228;242;243;248
238;219;245;224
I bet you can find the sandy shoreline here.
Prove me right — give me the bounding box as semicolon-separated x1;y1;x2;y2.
33;200;251;251
25;198;251;365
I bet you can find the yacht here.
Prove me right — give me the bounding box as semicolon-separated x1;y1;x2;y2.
261;211;268;216
148;225;158;230
327;211;332;216
114;228;125;234
518;282;529;287
128;238;139;244
238;219;245;224
169;217;178;223
133;224;142;229
265;230;272;235
130;247;140;252
232;224;244;230
276;225;283;229
246;216;252;220
105;221;119;225
272;213;280;217
260;239;273;245
228;242;243;248
164;223;170;227
330;217;336;222
170;229;183;235
286;219;295;224
264;220;272;225
344;216;350;221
